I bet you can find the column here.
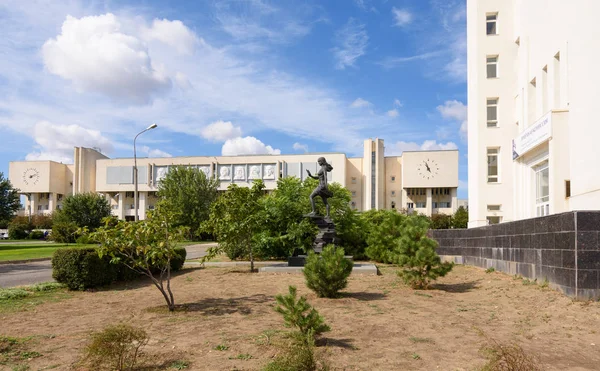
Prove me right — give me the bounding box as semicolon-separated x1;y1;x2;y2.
48;193;56;214
426;188;432;217
139;192;147;220
29;194;36;217
451;188;458;213
118;192;125;220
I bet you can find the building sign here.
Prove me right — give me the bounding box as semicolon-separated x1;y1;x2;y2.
513;112;552;160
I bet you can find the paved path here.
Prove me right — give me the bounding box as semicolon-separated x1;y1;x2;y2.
0;243;218;288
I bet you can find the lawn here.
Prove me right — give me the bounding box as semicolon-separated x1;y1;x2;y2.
0;243;96;262
1;265;599;370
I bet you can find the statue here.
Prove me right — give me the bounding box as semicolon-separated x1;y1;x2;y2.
306;157;333;218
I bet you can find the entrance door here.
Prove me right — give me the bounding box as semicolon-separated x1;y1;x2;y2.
535;161;549;216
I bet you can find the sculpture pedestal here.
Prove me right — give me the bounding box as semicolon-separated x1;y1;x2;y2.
287;215;339;267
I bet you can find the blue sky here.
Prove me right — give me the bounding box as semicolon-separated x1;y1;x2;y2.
0;0;468;197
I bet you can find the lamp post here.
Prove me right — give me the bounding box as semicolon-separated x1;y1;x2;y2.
134;123;158;222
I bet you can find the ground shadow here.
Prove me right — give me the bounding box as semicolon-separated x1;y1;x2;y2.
341;291;386;301
172;294;272;316
100;266;206;292
317;337;356;349
430;280;480;293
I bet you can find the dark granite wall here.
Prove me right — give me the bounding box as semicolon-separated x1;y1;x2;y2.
430;211;600;300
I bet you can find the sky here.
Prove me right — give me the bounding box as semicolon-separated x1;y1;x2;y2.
0;0;468;198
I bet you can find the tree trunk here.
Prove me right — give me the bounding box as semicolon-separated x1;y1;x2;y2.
166;262;175;311
249;240;254;273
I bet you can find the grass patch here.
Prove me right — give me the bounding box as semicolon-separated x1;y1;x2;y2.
0;283;70;313
413;292;433;298
0;335;41;367
214;344;229;351
229;353;252;360
485;267;496;273
169;360;190;369
0;243;96;262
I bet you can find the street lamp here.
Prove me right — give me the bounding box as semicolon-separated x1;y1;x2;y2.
134;123;158;222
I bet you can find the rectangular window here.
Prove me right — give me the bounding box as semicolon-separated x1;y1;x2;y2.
112;205;118;210
391;201;396;209
487;216;502;225
351;177;357;184
487;56;498;78
391;191;396;197
391;176;396;182
486;13;497;35
433;202;438;208
57;194;63;201
441;202;451;208
535;161;550;216
148;205;155;210
351;201;356;209
407;202;414;209
565;180;571;198
416;202;426;208
56;205;62;210
37;205;42;211
487;148;499;183
351;191;356;197
125;191;134;198
487;204;501;211
487;98;498;127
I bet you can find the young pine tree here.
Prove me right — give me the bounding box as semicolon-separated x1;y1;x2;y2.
392;215;453;289
303;245;353;298
274;286;330;342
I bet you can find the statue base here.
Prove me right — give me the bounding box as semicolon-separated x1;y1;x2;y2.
288;214;340;267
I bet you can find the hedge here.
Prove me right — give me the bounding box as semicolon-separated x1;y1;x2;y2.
52;247;187;291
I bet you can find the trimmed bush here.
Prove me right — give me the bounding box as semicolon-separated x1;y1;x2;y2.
170;247;187;271
8;222;29;240
51;220;79;243
303;245;353;298
28;230;45;240
52;248;116;290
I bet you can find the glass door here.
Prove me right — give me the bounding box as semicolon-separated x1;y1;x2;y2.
535;161;549;216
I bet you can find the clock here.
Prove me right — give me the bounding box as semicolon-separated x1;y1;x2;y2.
23;168;40;185
417;159;439;179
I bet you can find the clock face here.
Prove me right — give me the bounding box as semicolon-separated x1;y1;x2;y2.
23;168;40;185
417;159;439;180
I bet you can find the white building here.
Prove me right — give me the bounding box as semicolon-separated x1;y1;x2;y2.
467;0;600;227
9;139;459;220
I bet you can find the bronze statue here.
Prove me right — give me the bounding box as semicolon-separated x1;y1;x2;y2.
306;157;333;218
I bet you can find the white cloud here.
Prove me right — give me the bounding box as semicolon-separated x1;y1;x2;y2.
378;51;446;69
25;121;113;163
392;8;413;27
332;18;368;70
350;98;372;108
437;100;467;140
394;99;403;107
221;136;281;156
387;140;458;155
201;121;243;142
42;13;172;105
293;142;308;152
386;109;399;118
140;18;200;54
140;145;172;158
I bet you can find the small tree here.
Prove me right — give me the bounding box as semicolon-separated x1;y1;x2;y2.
90;205;186;311
303;245;353;298
51;211;80;243
430;213;453;229
157;165;219;240
364;209;406;263
61;193;111;230
0;172;20;227
452;206;469;229
274;286;330;341
391;215;453;289
203;181;265;272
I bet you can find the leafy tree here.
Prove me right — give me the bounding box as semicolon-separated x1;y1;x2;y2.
61;192;111;230
7;218;29;239
31;213;53;229
0;172;20;227
50;211;80;243
303;245;353;298
157;166;219;240
391;214;453;289
90;205;187;311
203;180;265;272
430;213;453;229
452;206;469;229
364;209;406;263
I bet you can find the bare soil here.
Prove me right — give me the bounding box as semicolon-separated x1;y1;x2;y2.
2;265;600;370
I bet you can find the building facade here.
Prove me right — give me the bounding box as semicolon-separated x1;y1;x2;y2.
467;0;600;227
9;138;459;220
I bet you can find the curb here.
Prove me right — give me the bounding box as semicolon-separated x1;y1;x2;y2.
0;257;52;265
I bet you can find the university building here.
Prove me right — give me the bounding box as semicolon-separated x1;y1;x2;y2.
9;139;460;220
467;0;600;227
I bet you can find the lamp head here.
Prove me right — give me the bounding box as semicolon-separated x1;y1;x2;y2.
147;123;158;130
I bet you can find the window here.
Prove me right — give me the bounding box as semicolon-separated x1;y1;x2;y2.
56;205;62;210
57;194;63;201
416;202;426;209
441;202;451;208
391;190;396;197
391;176;396;182
487;205;501;211
407;202;414;209
351;177;357;184
565;180;571;198
487;148;499;183
125;191;134;198
535;161;550;216
487;56;498;78
129;204;135;210
351;191;356;197
148;205;155;210
486;13;497;35
37;205;42;211
487;216;502;225
433;202;438;208
351;201;356;209
391;201;396;209
487;98;498;127
112;205;119;210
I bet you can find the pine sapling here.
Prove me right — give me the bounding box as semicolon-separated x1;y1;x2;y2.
274;286;330;342
303;245;353;298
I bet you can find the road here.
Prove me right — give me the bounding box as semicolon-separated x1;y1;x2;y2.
0;243;216;288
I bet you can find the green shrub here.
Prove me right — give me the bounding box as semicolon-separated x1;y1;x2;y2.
391;215;453;289
84;324;149;371
76;233;99;245
8;222;29;240
364;210;406;263
429;213;453;229
28;230;45;240
51;248;116;290
0;288;31;301
170;247;187;271
51;219;80;243
303;245;353;298
29;282;66;292
274;286;330;341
